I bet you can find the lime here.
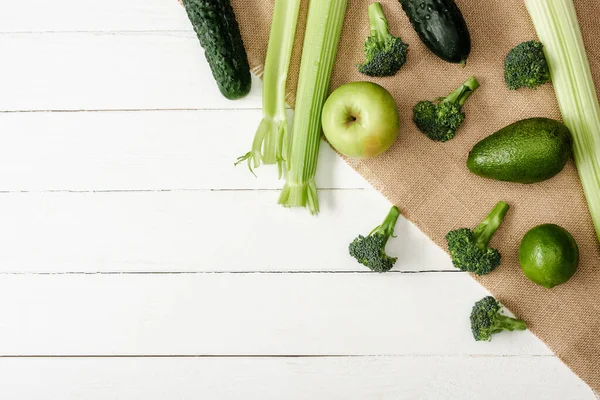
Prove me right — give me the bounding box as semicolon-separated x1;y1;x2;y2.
518;224;579;288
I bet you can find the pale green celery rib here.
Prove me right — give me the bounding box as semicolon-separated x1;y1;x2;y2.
278;0;349;215
525;0;600;242
236;0;301;177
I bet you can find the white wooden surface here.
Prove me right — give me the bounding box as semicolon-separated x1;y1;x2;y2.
0;1;594;398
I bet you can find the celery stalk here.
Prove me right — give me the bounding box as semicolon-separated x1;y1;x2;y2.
236;0;301;176
278;0;349;214
525;0;600;242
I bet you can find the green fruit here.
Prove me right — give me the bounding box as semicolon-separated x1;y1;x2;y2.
321;82;399;159
519;224;579;288
467;118;572;183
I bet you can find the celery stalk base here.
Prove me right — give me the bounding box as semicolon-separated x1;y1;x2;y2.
236;117;287;177
278;180;319;215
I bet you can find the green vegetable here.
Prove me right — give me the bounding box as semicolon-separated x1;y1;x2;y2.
504;41;551;90
470;296;527;341
349;206;401;272
358;2;409;77
413;76;479;142
446;201;509;275
467;118;572;184
278;0;348;214
399;0;471;64
235;0;301;175
181;0;251;100
524;0;600;242
519;224;579;289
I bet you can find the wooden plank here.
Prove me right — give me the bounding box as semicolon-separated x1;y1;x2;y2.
0;0;188;32
0;32;263;111
0;110;368;191
0;190;450;273
0;356;592;400
0;273;551;356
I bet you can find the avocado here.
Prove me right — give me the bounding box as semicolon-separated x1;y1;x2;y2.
467;118;572;183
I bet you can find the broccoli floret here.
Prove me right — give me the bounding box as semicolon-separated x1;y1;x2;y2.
470;296;527;341
504;41;551;90
445;201;510;275
358;2;408;77
349;206;401;272
413;76;479;142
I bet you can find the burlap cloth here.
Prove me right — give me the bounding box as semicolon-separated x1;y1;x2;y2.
185;0;600;392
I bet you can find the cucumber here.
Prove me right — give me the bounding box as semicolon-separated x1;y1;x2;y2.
467;118;572;184
182;0;251;100
399;0;471;64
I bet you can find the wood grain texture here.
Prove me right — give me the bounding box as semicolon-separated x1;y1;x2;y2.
0;273;550;356
0;0;188;32
0;33;263;111
0;190;452;273
0;356;593;400
0;110;366;191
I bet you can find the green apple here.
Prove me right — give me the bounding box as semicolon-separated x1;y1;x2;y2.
321;81;399;158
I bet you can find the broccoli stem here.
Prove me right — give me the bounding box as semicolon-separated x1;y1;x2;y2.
493;314;527;333
368;2;389;44
472;201;510;251
443;76;480;107
370;205;401;237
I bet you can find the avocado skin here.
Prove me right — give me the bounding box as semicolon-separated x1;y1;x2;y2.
467;118;572;184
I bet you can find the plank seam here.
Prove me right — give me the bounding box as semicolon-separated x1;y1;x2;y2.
0;354;556;358
0;30;193;35
0;108;273;113
0;188;367;194
0;270;460;275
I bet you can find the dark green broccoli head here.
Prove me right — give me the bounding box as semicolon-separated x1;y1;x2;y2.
445;201;510;275
445;228;501;275
349;234;397;272
413;77;479;142
413;100;465;142
470;296;527;341
349;206;401;272
359;35;409;77
504;41;551;90
358;2;408;77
